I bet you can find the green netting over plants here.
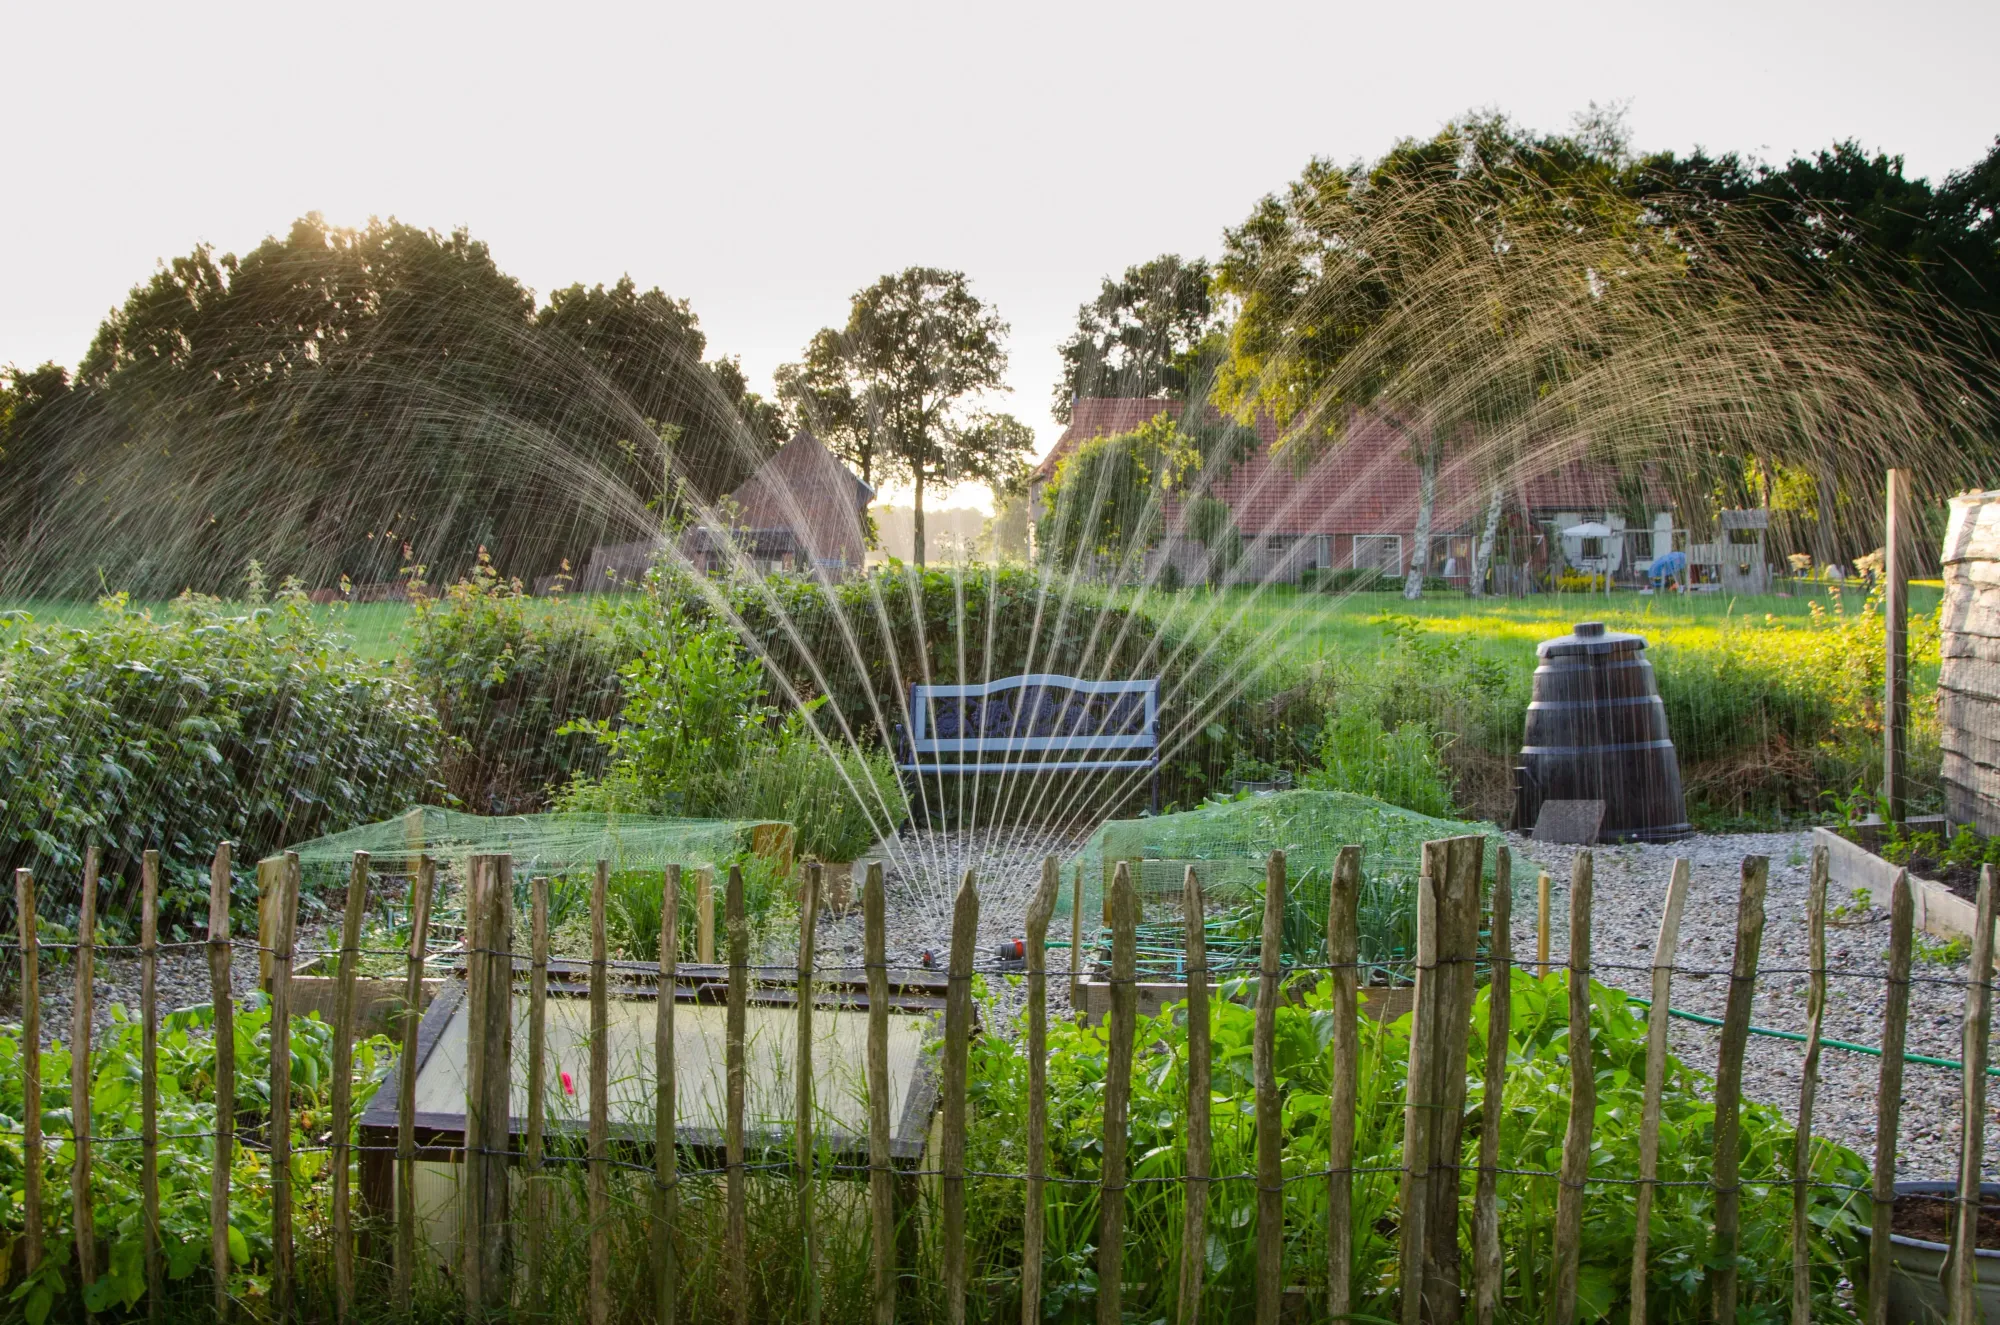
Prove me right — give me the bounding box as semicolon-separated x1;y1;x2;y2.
1059;790;1507;981
284;806;777;886
281;808;798;971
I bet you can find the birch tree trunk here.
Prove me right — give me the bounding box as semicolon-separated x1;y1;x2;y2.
1403;436;1439;600
913;464;927;567
1470;483;1504;598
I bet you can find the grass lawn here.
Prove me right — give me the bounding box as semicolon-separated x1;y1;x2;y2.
1168;580;1943;681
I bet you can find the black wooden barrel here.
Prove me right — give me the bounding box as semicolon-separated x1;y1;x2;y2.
1512;621;1691;842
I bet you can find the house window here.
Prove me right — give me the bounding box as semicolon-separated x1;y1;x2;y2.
1581;537;1604;559
1352;534;1402;574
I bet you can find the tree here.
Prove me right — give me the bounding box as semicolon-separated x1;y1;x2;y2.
2;217;783;596
1036;409;1257;571
775;327;875;484
779;268;1028;565
1052;254;1222;423
1215;115;1632;598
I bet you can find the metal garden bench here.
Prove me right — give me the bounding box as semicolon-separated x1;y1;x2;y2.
896;674;1161;815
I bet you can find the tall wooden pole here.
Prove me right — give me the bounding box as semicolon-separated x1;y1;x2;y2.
16;871;40;1287
942;870;979;1325
1871;871;1916;1325
1024;859;1061;1325
331;851;369;1324
205;846;233;1323
863;863;894;1325
1949;865;1997;1325
72;845;99;1318
1713;856;1771;1325
1253;852;1284;1325
270;854;299;1323
140;850;162;1323
655;865;680;1325
1885;466;1911;822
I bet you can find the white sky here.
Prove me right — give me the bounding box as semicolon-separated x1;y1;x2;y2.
5;0;1997;514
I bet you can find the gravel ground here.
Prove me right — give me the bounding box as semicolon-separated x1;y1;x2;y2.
1509;828;1997;1186
29;824;1991;1184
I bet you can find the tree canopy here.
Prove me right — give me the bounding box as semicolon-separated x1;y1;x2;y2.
1051;254;1222;424
1211;112;1997;563
776;267;1032;566
0;215;783;596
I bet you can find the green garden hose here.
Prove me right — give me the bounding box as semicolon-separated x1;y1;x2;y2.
1626;995;1998;1077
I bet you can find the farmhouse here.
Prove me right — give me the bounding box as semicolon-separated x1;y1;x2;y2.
1030;398;1676;589
581;429;873;586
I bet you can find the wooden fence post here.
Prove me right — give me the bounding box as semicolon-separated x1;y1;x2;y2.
1328;846;1362;1325
863;862;894;1325
943;870;979;1325
331;851;369;1323
1949;865;1997;1325
1071;864;1086;1015
697;866;715;966
797;863;822;1325
1549;849;1595;1325
1537;870;1552;975
72;845;99;1318
1473;847;1512;1325
1400;836;1485;1324
1102;861;1138;1325
1631;857;1691;1323
270;852;299;1323
462;852;514;1319
1886;466;1911;822
140;850;162;1322
206;845;234;1323
1871;870;1915;1325
1713;855;1770;1325
726;864;749;1325
590;861;611;1325
1255;851;1285;1325
1400;860;1440;1325
1024;859;1060;1325
656;864;680;1325
395;856;434;1315
1179;865;1211;1325
16;871;40;1287
1793;846;1830;1325
522;874;549;1312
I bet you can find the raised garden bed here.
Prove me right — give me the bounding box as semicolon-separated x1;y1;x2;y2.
1814;818;2000;949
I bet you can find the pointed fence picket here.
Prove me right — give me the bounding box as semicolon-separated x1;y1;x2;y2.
12;831;1979;1324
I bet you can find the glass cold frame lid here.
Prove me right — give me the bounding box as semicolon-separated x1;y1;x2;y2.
403;990;931;1142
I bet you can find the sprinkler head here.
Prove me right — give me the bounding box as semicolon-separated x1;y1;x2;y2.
995;938;1025;960
918;949;937;970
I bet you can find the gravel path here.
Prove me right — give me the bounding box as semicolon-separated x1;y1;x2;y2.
28;825;1991;1184
1510;829;1996;1185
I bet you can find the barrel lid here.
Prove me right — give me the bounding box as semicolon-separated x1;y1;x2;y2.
1538;620;1648;658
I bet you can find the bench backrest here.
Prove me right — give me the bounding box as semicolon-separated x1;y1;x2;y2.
907;675;1158;756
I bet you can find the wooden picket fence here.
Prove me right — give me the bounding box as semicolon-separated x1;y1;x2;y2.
7;833;1997;1323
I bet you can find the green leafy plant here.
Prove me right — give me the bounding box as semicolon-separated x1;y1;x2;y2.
0;586;439;924
0;996;393;1322
961;969;1869;1324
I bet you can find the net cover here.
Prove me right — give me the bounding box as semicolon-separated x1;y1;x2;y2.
1059;790;1507;979
282;806;775;889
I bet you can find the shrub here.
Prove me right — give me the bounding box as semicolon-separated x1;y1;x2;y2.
1305;708;1456;818
403;553;627;813
555;604;909;863
0;588;439;923
662;564;1310;814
